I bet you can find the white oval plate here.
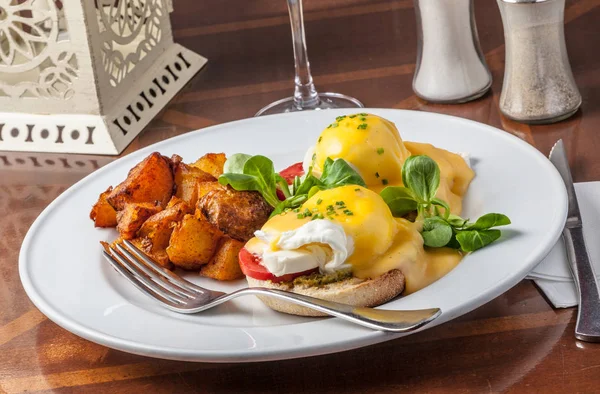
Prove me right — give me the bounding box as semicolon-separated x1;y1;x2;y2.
20;109;567;363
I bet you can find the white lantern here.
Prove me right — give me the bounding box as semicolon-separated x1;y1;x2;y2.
0;0;206;154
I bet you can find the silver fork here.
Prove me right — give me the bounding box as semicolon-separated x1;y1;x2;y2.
102;240;441;333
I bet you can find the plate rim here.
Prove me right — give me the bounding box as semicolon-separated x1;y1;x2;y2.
18;108;568;362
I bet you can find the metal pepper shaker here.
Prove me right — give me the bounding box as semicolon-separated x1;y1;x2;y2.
412;0;492;103
497;0;582;124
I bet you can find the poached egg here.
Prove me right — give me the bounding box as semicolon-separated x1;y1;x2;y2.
245;185;398;278
306;113;474;214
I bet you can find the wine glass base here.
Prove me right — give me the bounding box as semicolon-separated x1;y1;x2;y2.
255;93;364;117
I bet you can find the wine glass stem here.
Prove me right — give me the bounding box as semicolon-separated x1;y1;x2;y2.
287;0;320;109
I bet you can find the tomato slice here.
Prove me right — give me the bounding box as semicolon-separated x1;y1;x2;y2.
278;162;305;185
238;248;317;283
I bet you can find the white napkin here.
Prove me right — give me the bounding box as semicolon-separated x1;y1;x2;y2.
527;182;600;308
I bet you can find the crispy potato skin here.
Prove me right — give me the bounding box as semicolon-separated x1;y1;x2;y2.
106;152;174;211
102;237;172;269
199;188;273;242
200;236;244;280
90;187;118;227
116;202;162;240
166;213;222;270
197;181;226;201
165;195;187;209
173;162;216;207
136;198;191;265
190;153;226;178
130;237;172;268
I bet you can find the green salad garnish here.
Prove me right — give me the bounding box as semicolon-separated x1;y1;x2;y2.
380;155;510;252
219;151;510;253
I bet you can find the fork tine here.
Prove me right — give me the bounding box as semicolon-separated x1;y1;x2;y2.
103;251;187;308
122;240;211;293
106;247;188;306
115;243;196;299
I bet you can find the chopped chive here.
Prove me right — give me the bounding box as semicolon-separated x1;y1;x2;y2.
357;123;368;130
297;213;304;219
293;208;300;212
317;198;323;205
360;117;366;121
336;115;346;122
327;205;335;211
377;148;384;155
343;209;354;216
331;122;339;128
312;153;316;161
349;114;357;118
335;201;345;206
355;188;360;191
359;113;368;116
375;172;380;178
318;136;322;143
382;179;389;185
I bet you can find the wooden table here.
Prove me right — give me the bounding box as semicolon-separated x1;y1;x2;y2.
2;0;600;392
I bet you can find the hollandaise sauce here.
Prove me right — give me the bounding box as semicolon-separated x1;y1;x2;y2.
311;113;474;213
352;218;463;295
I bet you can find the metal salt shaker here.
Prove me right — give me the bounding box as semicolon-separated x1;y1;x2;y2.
412;0;492;103
497;0;582;123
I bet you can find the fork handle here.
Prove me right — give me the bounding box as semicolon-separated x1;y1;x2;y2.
232;287;441;333
563;226;600;342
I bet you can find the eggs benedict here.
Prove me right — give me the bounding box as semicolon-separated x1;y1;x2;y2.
218;113;510;316
241;185;409;316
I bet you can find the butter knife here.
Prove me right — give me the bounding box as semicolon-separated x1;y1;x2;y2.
549;139;600;342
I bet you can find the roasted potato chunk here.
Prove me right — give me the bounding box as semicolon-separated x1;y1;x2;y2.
199;236;244;281
197;181;226;201
101;238;172;269
130;237;171;268
90;187;118;227
106;152;174;211
199;189;273;242
166;195;187;209
137;198;191;264
166;214;222;270
116;202;162;240
190;153;227;178
173;162;215;207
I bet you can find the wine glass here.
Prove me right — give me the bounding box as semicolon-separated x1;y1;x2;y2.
255;0;364;117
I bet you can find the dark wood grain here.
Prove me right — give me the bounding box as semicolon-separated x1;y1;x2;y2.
2;0;600;392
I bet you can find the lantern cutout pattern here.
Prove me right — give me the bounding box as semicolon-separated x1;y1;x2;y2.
0;0;207;154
